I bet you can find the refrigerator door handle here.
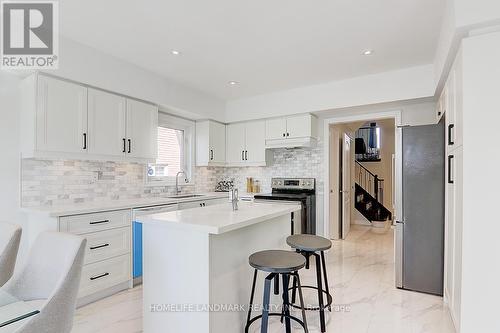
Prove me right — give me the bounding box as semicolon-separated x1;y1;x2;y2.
395;220;404;288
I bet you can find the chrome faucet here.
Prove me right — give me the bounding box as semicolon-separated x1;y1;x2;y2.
175;171;188;195
231;187;239;211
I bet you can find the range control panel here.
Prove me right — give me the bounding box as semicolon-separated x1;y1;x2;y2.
271;178;315;191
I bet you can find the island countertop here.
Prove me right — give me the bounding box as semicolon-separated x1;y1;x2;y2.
137;201;301;234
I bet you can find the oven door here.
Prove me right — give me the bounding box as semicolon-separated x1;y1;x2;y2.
254;199;303;234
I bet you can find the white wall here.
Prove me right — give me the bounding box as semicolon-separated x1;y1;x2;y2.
434;0;500;95
460;31;500;333
455;0;500;28
226;65;435;123
316;100;436;127
45;37;226;121
0;72;29;263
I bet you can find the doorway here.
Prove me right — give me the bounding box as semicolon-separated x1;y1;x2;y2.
325;111;401;240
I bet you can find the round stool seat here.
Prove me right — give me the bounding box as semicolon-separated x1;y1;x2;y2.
249;250;306;273
287;234;332;252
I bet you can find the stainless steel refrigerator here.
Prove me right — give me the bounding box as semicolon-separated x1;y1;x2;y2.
395;122;445;295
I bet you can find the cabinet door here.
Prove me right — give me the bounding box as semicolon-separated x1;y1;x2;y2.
88;89;126;157
126;99;158;160
286;114;311;138
226;123;246;164
36;76;88;153
245;120;266;163
453;51;463;148
445;152;455;308
209;121;226;163
452;147;463;325
178;200;206;210
265;118;287;140
446;68;456;150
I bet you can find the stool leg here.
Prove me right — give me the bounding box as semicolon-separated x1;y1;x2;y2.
281;274;291;333
274;274;280;295
315;253;326;333
261;273;274;333
295;272;309;333
320;251;332;312
291;271;297;304
245;269;258;332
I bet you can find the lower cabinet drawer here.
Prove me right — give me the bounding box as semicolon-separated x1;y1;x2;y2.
78;254;131;298
60;209;131;235
83;227;131;265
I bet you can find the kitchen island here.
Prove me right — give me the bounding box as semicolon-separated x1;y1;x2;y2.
136;201;301;333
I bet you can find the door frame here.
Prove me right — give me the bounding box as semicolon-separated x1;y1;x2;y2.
323;110;402;239
340;133;353;239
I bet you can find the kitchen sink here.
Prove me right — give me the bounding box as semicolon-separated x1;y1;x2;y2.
167;194;205;199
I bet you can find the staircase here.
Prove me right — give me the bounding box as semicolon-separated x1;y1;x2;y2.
354;161;392;222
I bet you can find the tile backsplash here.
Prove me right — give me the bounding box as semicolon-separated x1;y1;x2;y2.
21;140;324;208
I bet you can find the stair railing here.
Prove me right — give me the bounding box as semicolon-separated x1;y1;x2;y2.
355;161;384;202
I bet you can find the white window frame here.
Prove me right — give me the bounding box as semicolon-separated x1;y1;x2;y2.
145;112;195;187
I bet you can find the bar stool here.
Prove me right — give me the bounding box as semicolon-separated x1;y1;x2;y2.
287;235;333;333
245;250;309;333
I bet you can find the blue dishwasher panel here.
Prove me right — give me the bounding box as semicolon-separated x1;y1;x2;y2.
133;221;142;278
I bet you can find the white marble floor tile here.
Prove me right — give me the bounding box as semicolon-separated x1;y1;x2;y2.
71;225;455;333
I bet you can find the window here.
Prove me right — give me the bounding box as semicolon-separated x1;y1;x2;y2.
355;123;381;162
147;113;194;185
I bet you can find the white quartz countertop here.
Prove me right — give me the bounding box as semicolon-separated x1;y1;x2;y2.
137;201;301;234
22;192;229;217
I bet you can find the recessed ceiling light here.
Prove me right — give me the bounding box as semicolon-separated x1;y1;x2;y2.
363;50;374;56
171;50;181;55
228;81;239;85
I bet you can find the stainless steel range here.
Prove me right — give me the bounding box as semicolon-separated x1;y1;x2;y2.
254;178;316;234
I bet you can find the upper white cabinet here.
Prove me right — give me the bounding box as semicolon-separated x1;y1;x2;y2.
88;88;126;157
226;123;246;164
442;50;463;151
196;120;226;166
34;75;88;154
126;99;158;160
21;74;158;162
265;114;317;148
226;120;271;166
265;118;287;140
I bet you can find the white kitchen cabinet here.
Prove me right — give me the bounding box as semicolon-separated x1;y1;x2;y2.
88;88;127;157
445;50;463;151
126;99;158;160
178;197;228;210
445;146;463;331
443;47;464;332
195;120;226;166
265;114;317;148
245;120;267;163
33;75;88;154
265;118;287;140
21;73;158;162
226;120;271;166
226;122;246;164
29;209;133;307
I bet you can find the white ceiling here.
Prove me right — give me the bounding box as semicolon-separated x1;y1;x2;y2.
60;0;445;101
